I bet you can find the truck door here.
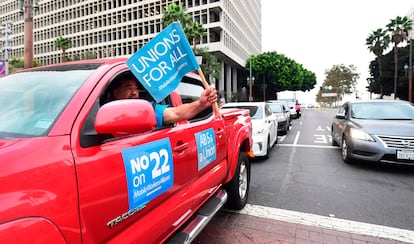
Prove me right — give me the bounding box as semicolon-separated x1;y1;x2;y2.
174;77;228;209
72;69;194;243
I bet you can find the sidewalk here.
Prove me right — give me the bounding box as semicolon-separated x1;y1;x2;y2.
192;204;414;244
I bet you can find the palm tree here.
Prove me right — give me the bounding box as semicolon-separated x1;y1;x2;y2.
161;3;220;83
196;47;221;80
186;22;206;52
161;3;191;28
386;16;413;99
366;28;390;97
55;36;72;62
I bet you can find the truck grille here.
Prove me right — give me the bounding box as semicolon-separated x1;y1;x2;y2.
377;135;414;149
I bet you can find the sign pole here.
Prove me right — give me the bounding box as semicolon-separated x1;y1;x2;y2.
197;67;221;117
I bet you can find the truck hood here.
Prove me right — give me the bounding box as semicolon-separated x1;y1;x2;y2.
0;139;20;150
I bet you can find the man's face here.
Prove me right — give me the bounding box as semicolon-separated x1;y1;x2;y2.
113;79;139;99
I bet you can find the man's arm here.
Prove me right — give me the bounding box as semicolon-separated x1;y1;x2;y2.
162;87;217;124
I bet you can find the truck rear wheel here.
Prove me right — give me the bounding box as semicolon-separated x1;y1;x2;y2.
224;152;250;210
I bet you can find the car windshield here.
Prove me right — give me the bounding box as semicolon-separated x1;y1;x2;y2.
268;103;283;113
0;67;96;138
287;102;295;109
351;102;414;120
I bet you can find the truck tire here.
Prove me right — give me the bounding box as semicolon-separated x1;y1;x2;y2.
224;152;250;210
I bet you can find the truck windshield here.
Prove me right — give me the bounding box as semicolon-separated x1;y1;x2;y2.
0;69;95;138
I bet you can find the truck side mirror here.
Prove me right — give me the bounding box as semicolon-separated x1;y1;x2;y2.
95;99;156;137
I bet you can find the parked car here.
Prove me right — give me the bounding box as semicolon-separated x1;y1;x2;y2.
268;100;291;125
267;101;289;135
276;98;298;119
222;102;277;158
331;100;414;165
0;58;254;243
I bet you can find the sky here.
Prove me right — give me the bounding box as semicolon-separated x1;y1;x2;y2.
261;0;414;104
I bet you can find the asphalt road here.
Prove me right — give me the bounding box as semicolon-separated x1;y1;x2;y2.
248;108;414;230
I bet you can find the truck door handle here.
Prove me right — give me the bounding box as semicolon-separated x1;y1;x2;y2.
173;142;189;153
216;128;225;138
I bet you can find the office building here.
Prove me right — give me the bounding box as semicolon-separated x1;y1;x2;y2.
0;0;262;101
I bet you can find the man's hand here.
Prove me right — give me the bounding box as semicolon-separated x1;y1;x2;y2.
199;87;218;108
163;87;218;124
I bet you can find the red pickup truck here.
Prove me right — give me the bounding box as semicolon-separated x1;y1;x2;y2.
0;58;253;243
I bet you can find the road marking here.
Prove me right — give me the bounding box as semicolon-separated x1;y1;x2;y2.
235;204;414;244
279;144;339;149
314;134;328;144
293;131;300;145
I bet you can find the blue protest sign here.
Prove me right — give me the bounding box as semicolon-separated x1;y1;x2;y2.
195;128;217;170
121;138;174;210
126;22;199;102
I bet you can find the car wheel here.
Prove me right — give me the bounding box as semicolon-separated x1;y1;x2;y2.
341;138;352;163
264;137;270;159
331;128;338;146
224;152;250;210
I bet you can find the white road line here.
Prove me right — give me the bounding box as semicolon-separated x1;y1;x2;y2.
293;131;300;145
235;204;414;243
278;144;340;149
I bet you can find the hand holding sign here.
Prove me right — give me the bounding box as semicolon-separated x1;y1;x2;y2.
126;22;220;116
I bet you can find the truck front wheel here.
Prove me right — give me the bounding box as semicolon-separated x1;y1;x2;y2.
224;152;250;210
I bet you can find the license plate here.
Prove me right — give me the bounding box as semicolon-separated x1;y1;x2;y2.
397;150;414;160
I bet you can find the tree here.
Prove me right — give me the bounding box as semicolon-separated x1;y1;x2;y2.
196;47;221;81
9;56;42;73
247;52;317;100
162;3;206;51
386;16;413;98
317;64;359;104
55;36;72;62
369;44;412;100
186;21;206;51
73;51;98;61
161;3;220;83
161;3;191;28
366;28;390;97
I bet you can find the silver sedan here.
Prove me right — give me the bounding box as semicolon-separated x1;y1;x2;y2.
331;100;414;165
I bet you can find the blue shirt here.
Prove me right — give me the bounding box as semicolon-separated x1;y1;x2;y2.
154;104;168;127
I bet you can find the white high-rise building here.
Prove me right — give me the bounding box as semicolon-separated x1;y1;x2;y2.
407;6;414;37
0;0;261;101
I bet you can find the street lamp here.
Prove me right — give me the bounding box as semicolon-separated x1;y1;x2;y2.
404;62;413;102
247;76;255;102
262;74;267;101
19;0;39;69
248;60;255;102
366;77;373;100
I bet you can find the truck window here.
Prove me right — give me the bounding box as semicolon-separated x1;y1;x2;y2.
177;76;213;122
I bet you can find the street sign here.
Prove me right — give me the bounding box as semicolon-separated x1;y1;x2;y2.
321;92;337;97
